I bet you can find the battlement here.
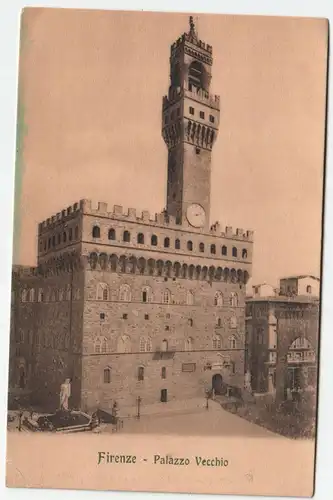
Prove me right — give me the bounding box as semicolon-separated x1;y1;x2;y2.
12;264;39;278
171;33;213;56
37;200;254;242
81;200;254;241
38;202;80;234
163;84;220;111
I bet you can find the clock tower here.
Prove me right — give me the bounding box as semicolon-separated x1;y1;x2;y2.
162;16;220;231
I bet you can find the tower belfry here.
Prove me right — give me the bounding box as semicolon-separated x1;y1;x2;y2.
162;16;220;231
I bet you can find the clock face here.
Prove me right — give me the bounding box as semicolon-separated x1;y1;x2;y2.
186;204;206;228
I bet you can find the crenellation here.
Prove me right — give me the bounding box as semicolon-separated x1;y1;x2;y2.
98;202;108;212
80;199;91;212
141;210;150;222
246;230;254;241
236;228;244;237
155;212;166;224
128;208;137;219
113;204;123;216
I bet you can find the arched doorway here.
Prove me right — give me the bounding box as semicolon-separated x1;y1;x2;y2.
287;337;316;392
212;374;223;395
19;366;26;389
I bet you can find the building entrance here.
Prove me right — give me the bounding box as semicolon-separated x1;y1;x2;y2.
212;374;223;395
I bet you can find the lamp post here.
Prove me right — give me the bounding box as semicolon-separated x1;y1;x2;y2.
137;396;142;419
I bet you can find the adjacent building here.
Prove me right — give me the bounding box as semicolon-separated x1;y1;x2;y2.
246;276;319;397
9;18;253;412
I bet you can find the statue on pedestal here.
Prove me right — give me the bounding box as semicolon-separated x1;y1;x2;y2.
244;371;252;393
59;378;71;411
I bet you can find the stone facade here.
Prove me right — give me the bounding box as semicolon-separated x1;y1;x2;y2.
9;18;253;412
245;280;319;399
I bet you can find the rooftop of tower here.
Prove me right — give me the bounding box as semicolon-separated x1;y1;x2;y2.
171;16;213;59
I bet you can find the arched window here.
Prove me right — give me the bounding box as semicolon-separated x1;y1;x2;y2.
213;335;222;349
232;247;238;257
161;367;167;379
230;316;237;328
161;339;168;352
214;291;223;306
94;338;101;354
216;317;222;327
175;239;180;249
104;367;111;384
108;228;116;240
188;60;206;90
306;285;312;294
142;286;152;303
210;244;216;254
146;337;152;352
185;337;193;351
139;337;152;352
117;335;131;353
89;252;98;270
123;230;130;242
92;226;100;238
229;335;237;349
151;234;158;246
139;337;146;352
230;292;238;307
199;242;205;252
21;289;27;302
99;253;108;270
230;361;235;374
188;318;193;326
162;289;171;304
186;290;194;305
101;338;108;353
137;233;144;244
29;289;35;302
222;245;227;256
97;282;109;301
119;284;131;302
242;249;247;259
164;237;170;248
187;240;193;251
138;366;144;381
290;337;312;350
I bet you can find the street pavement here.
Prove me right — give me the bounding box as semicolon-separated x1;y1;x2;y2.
102;400;285;438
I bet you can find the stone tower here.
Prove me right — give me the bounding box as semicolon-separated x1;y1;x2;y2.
162;16;220;232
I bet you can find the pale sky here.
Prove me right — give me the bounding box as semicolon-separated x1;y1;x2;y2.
15;8;328;286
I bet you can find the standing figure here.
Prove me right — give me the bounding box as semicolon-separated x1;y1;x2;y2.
59;378;71;411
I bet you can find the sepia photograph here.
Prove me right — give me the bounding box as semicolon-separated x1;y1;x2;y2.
5;6;328;497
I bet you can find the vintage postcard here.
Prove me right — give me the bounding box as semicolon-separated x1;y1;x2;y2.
5;7;328;498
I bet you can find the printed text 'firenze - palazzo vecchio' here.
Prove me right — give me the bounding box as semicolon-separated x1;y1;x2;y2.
10;18;254;412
